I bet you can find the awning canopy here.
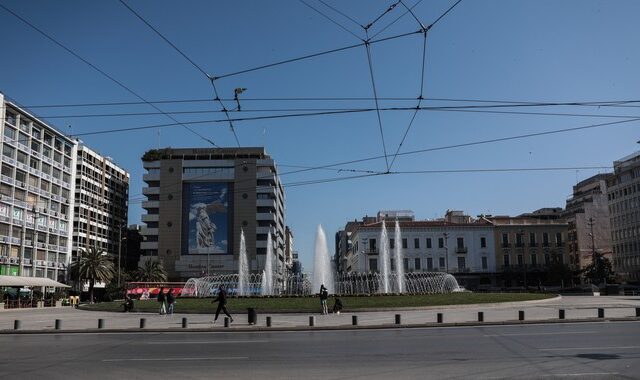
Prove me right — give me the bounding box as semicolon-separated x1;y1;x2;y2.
0;275;71;288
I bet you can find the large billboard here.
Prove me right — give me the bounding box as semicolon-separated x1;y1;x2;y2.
182;182;231;255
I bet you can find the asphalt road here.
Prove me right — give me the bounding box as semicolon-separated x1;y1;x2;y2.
1;321;639;379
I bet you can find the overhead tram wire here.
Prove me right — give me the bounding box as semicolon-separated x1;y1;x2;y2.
390;0;462;169
369;0;425;39
364;35;390;172
298;0;364;41
316;0;364;30
0;2;218;148
118;0;240;147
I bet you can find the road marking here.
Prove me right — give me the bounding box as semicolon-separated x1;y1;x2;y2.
103;356;248;362
540;346;640;351
484;331;595;337
140;340;269;344
486;373;619;379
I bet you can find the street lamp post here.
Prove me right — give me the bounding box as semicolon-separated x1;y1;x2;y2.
519;229;527;290
117;223;123;288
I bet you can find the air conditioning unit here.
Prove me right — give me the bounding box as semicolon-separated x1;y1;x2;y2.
48;261;55;267
11;257;19;264
0;257;7;263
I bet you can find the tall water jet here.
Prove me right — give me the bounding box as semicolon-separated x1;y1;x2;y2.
238;229;249;296
379;221;390;293
261;231;274;295
312;225;334;293
394;220;405;293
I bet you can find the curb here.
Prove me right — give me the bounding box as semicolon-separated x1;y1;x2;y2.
2;316;638;335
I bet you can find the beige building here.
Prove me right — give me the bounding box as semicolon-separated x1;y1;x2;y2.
140;147;285;281
487;216;569;288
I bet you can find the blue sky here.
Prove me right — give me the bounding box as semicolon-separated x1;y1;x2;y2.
1;0;639;271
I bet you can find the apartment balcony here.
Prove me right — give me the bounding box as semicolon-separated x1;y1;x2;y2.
455;246;467;254
256;212;276;222
141;200;159;209
142;172;160;183
141;214;159;222
140;241;158;250
257;198;277;208
142;187;160;195
256;226;276;235
141;227;158;236
256;186;276;197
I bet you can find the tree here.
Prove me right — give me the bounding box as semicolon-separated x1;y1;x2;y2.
69;247;115;303
136;259;167;282
582;253;615;286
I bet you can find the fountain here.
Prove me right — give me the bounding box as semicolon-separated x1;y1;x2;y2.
379;221;390;293
237;229;249;296
394;220;405;293
261;231;274;295
312;225;334;294
181;225;462;297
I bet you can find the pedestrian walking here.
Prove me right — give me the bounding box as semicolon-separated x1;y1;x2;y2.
166;288;175;315
319;284;329;315
332;297;343;314
212;285;233;324
157;287;166;315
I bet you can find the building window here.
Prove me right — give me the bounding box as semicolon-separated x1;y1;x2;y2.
439;257;445;268
457;237;464;249
517;255;523;265
438;238;444;248
369;258;378;272
414;238;419;249
480;237;486;248
481;256;488;269
504;255;510;266
544;254;550;265
457;257;466;271
530;254;537;266
427;257;433;271
556;232;562;245
3;144;14;159
369;239;376;252
415;258;421;270
426;238;432;249
403;258;409;271
543;233;549;247
389;238;394;249
529;233;536;246
502;233;509;246
402;238;407;249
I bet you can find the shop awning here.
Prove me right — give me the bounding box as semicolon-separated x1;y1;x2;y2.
0;275;71;288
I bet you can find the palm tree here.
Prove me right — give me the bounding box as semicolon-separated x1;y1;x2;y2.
137;259;167;282
70;247;115;303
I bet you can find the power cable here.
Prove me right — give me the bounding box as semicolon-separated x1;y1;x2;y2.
364;1;401;31
364;34;390;171
298;0;364;41
369;0;424;39
118;0;240;147
0;2;218;148
316;0;363;30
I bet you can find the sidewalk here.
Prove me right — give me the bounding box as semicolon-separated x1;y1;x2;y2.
1;295;639;333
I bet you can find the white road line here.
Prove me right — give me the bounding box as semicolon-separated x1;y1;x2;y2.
103;356;248;362
140;340;269;344
484;331;595;337
540;346;640;351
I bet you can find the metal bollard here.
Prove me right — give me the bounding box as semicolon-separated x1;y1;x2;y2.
139;318;146;329
519;310;525;321
224;317;229;327
55;319;61;330
309;316;315;327
395;314;401;325
98;319;105;329
352;315;358;326
182;317;188;328
437;313;443;323
478;312;484;322
14;320;21;330
266;316;272;327
559;309;565;319
598;308;605;318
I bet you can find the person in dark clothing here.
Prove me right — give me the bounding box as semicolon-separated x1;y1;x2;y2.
157;287;166;315
122;294;134;312
166;289;175;315
319;284;329;315
332;298;343;314
212;285;233;324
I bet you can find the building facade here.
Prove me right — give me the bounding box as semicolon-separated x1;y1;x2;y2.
72;144;129;264
608;151;640;282
487;216;569;288
140;147;286;281
0;94;77;281
562;174;613;282
337;211;496;289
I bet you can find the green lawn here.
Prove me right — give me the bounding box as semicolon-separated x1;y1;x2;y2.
80;293;555;314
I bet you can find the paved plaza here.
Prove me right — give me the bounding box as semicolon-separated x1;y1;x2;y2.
1;295;639;333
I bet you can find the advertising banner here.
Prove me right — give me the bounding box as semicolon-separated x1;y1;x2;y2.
182;182;231;255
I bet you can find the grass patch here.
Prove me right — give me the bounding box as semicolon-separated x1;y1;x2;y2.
80;293;555;314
